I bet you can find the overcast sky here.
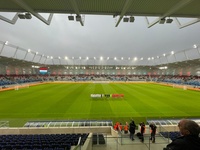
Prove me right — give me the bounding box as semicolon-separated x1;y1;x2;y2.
1;13;200;61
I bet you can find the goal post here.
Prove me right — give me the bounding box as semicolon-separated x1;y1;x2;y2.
172;84;187;90
14;84;29;90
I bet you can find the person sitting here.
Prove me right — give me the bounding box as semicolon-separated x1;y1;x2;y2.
163;119;200;150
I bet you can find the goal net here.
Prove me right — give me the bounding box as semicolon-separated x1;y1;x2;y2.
14;84;29;90
172;84;187;90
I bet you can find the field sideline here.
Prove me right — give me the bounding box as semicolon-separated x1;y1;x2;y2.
0;83;200;127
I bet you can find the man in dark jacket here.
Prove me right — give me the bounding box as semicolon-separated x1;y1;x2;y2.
163;119;200;150
129;120;136;141
149;123;157;143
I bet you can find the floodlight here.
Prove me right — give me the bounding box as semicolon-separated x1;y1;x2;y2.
76;15;81;21
166;18;173;23
18;13;25;19
193;44;197;48
159;18;165;24
68;16;74;21
130;16;135;22
123;17;129;22
25;13;32;19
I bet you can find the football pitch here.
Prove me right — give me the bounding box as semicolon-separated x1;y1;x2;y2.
0;83;200;127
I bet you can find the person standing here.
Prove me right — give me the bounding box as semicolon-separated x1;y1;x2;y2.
124;122;129;134
163;119;200;150
140;122;145;142
149;123;157;143
129;120;136;140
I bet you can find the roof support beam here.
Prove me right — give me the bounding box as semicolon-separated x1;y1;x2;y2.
115;0;133;27
147;0;194;28
12;0;53;25
69;0;84;26
0;13;19;24
174;17;200;29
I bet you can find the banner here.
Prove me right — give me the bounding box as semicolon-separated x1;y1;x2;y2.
90;94;124;98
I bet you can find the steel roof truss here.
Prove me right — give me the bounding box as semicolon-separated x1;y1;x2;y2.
12;0;53;25
174;17;200;29
69;0;84;26
147;0;194;28
0;12;19;24
115;0;134;27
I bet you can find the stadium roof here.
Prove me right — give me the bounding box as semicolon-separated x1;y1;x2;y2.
1;0;200;27
1;0;200;67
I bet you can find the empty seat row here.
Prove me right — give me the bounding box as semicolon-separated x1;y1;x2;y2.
0;133;89;150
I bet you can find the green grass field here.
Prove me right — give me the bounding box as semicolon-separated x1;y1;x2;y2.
0;83;200;127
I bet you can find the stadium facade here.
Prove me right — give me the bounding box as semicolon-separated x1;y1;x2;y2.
0;41;200;76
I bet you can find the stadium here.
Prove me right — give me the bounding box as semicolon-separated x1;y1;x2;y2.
0;0;200;150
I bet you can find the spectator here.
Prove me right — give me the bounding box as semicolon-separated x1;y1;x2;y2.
163;119;200;150
129;120;136;140
140;122;145;142
124;122;129;134
118;123;123;131
149;123;157;143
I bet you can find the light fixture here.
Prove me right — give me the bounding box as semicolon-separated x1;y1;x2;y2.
25;13;32;19
123;17;129;22
18;13;26;19
193;44;197;48
159;18;165;24
166;18;173;23
130;16;135;22
76;15;81;21
18;13;32;19
68;16;74;21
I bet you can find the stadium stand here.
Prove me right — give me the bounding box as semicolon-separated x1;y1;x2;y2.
0;133;88;150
